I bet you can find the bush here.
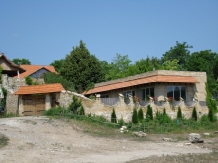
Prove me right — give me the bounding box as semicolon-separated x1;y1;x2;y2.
68;96;82;114
177;106;182;119
111;108;117;123
155;108;172;124
137;108;144;122
146;105;153;121
192;107;197;121
118;117;124;126
25;76;33;85
132;108;138;123
44;106;64;116
78;106;85;115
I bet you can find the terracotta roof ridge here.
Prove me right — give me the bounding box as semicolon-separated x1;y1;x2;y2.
20;83;62;87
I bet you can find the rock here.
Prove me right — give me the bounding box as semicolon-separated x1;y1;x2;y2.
215;131;218;134
120;126;128;133
162;138;172;142
189;133;204;143
204;133;210;136
132;131;147;137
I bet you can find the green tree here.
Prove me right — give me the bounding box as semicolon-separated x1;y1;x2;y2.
191;107;198;121
137;108;144;122
161;41;192;70
60;40;105;93
161;59;180;70
106;54;132;80
43;72;75;92
111;108;117;123
186;50;218;94
132;108;138;123
177;106;182;119
78;106;85;115
12;58;31;65
50;59;65;73
146;105;153;121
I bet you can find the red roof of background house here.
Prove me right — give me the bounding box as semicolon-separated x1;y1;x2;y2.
83;75;199;95
14;65;57;78
14;83;65;95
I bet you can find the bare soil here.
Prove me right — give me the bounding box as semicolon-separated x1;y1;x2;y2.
0;116;217;163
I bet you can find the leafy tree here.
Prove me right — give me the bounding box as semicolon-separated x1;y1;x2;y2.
191;107;198;121
68;96;82;114
146;105;153;121
111;108;117;123
60;40;105;93
132;107;138;123
43;72;75;92
161;41;192;70
12;58;31;65
106;54;132;80
177;106;182;119
137;108;144;122
161;59;180;70
186;50;218;94
50;59;65;73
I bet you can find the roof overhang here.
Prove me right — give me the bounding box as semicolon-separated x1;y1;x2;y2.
14;83;65;95
83;75;199;95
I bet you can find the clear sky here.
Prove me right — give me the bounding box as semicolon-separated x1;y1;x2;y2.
1;0;218;65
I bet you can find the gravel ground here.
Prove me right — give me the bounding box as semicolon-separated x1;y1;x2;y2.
0;116;213;163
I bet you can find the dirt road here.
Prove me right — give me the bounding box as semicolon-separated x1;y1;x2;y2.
0;116;212;163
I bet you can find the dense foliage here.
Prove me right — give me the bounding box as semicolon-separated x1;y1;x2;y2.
60;40;105;93
12;58;31;65
132;108;138;124
146;105;153;121
177;106;182;119
43;72;75;92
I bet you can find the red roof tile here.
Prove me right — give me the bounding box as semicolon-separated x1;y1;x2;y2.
83;75;199;95
14;83;65;95
14;65;57;78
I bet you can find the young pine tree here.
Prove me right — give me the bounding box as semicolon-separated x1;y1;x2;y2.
177;106;182;119
146;105;153;121
132;108;138;123
137;108;144;122
111;108;117;123
191;107;197;121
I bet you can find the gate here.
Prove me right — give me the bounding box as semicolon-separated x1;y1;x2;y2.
22;95;45;116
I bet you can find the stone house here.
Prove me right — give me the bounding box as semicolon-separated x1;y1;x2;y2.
14;83;65;116
80;70;208;121
0;53;64;116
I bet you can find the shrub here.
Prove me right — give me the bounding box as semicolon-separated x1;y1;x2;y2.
25;76;33;85
155;108;172;124
191;107;198;121
78;106;85;115
146;105;153;121
200;114;210;123
137;108;144;122
44;106;64;116
132;108;138;123
118;117;124;126
111;108;117;123
68;96;82;114
177;106;182;119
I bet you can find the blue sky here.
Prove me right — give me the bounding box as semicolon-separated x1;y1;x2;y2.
0;0;218;65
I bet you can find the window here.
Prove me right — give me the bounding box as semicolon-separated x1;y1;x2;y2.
142;87;154;100
123;90;135;97
167;86;186;101
101;94;109;98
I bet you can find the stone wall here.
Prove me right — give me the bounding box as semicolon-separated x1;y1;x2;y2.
59;90;209;122
6;91;19;114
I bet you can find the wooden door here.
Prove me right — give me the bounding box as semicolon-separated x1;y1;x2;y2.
22;95;45;116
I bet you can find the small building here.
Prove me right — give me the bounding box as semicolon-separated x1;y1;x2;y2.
14;83;65;116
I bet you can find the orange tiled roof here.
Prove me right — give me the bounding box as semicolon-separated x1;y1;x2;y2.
83;75;199;95
14;65;57;78
14;83;65;95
